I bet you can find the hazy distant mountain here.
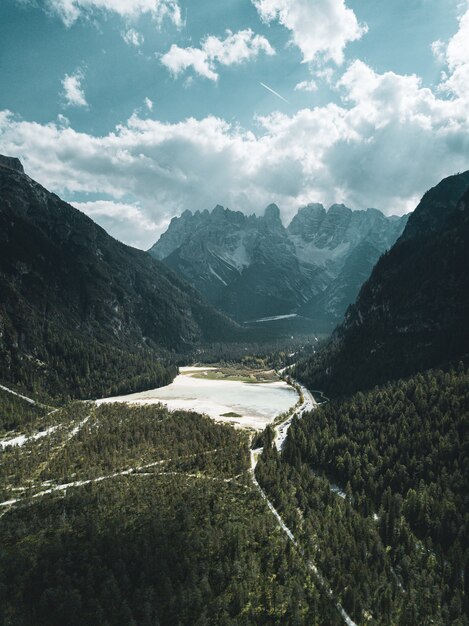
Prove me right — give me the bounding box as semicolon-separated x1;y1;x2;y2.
288;203;407;322
294;170;469;396
149;201;407;327
0;155;238;398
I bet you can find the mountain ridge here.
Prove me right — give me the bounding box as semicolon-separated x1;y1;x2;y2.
0;156;239;398
149;201;408;327
294;169;469;395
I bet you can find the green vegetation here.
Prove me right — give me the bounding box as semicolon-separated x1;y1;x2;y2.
220;411;242;418
189;367;279;384
0;334;178;403
191;337;318;370
0;401;340;625
0;402;92;501
257;445;404;624
0;162;239;403
43;403;249;483
256;366;469;624
0;475;339;626
0;387;50;434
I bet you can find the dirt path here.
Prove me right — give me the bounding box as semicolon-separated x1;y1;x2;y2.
249;449;358;626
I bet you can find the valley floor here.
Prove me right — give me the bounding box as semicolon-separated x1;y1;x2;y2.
1;363;467;625
96;365;299;430
0;371;343;625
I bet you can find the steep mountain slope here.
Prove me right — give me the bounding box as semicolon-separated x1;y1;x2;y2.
261;366;469;624
289;203;407;321
151;204;312;322
295;170;469;396
149;201;406;327
0;155;238;398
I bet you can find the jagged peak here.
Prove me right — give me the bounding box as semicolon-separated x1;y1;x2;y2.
264;203;280;216
262;203;281;224
287;202;326;234
327;203;352;215
365;207;382;215
0;154;24;173
211;204;226;218
302;202;326;213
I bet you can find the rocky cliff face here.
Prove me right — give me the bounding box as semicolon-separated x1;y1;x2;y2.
0;155;24;173
150;204;308;322
149;201;407;326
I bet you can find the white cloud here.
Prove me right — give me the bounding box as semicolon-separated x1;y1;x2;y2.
431;39;446;64
61;69;88;108
122;28;144;47
144;97;153;111
437;6;469;98
252;0;367;65
56;113;70;126
1;12;469;248
294;80;318;92
162;45;217;80
73;200;162;248
161;28;275;81
46;0;181;28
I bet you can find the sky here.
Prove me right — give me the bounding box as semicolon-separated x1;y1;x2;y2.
0;0;468;248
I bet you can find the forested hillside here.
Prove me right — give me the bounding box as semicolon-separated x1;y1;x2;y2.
256;365;469;624
0;402;339;626
0;156;239;400
270;170;469;624
294;171;469;396
0;385;50;433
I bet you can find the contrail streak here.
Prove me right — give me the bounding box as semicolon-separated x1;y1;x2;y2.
260;82;289;103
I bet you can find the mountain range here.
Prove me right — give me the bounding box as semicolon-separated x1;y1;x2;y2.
4;151;467;402
1;152;468;625
149;201;407;329
295;169;469;396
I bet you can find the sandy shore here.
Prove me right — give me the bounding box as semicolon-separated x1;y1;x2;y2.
97;367;298;430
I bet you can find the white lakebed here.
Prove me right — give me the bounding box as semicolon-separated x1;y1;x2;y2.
97;366;298;430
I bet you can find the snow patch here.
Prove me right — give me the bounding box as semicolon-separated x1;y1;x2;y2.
208;265;228;286
249;314;298;323
290;237;351;267
0;384;37;405
0;425;59;449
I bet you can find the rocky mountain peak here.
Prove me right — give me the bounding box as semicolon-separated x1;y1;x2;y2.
149;197;407;325
400;170;469;242
262;203;282;229
211;204;226;218
327;203;352;217
298;170;469;396
287;203;326;237
263;203;280;219
301;202;326;217
0;154;24;173
149;209;198;260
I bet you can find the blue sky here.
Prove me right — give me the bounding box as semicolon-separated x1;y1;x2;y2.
1;0;468;248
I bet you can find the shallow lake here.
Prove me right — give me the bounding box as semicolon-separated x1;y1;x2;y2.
97;366;298;430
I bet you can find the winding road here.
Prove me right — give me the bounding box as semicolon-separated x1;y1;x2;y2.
250;371;358;626
274;379;316;451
